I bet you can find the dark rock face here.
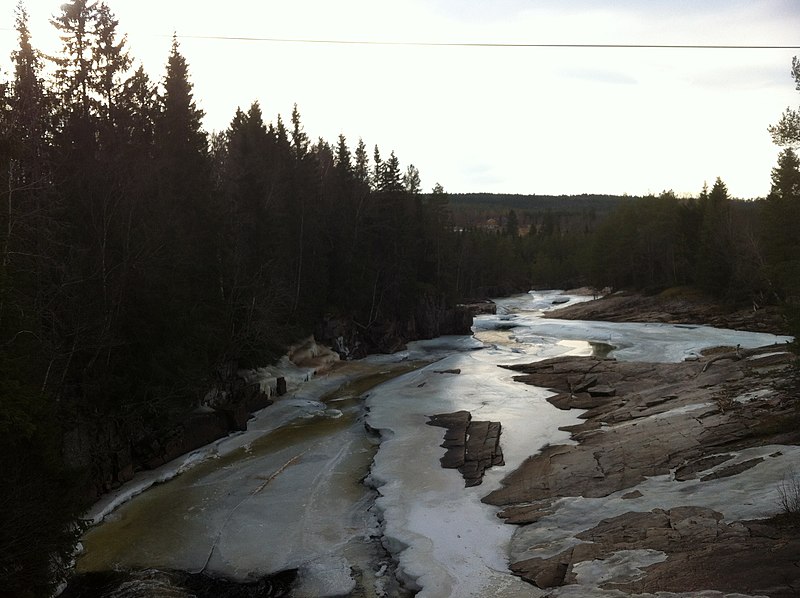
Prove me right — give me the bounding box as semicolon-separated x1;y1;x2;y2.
316;295;480;360
427;410;504;487
65;376;274;503
63;419;135;499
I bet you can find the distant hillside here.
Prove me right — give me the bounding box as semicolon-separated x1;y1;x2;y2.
447;192;634;212
442;193;637;231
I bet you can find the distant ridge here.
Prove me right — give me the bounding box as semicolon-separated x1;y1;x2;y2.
445;192;638;212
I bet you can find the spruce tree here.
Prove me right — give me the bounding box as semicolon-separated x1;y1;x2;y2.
379;150;403;193
762;149;800;297
695;177;732;296
51;0;98;125
403;164;421;194
335;134;352;178
769;148;800;201
156;35;207;165
372;145;383;191
354;138;369;186
93;2;132;132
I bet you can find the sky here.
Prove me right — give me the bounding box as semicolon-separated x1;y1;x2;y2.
1;0;799;198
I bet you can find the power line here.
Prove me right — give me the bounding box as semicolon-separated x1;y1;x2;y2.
1;27;795;49
172;35;800;50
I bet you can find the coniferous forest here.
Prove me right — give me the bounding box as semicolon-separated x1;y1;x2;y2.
2;1;800;595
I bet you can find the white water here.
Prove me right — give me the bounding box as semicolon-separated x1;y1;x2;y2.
74;290;792;597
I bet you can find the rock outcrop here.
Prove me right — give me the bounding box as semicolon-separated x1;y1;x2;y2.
427;410;504;486
550;290;787;334
315;295;482;360
482;348;800;596
511;506;800;596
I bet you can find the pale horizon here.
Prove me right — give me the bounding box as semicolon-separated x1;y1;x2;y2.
2;0;799;199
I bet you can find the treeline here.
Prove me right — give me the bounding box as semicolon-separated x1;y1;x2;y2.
0;2;467;595
448;171;800;315
447;192;625;230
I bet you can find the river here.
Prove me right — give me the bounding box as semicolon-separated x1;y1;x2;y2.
65;291;791;597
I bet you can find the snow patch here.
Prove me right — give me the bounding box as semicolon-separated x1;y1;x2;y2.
571;549;667;585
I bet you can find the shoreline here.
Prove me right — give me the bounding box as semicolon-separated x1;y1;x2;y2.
549;289;788;335
484;293;800;596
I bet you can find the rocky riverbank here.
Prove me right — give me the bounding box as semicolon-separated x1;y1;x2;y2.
481;293;800;597
550;289;787;334
64;290;484;504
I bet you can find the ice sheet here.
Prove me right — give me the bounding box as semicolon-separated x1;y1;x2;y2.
366;290;793;597
77;290;795;597
366;346;589;597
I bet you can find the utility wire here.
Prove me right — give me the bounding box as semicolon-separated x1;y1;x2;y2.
172;35;799;50
2;27;795;49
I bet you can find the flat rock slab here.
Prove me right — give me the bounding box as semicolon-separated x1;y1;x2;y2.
511;507;800;596
428;410;504;487
548;291;787;334
485;350;800;597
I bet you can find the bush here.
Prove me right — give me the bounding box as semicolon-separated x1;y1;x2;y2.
777;470;800;521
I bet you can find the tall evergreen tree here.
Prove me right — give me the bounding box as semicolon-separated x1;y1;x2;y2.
93;2;132;132
378;150;403;193
156;35;207;164
291;103;309;159
403;163;421;194
9;2;47;160
51;0;98;125
695;177;732;296
769;148;800;201
354;138;369;186
371;144;383;191
334;134;352;178
762;148;800;295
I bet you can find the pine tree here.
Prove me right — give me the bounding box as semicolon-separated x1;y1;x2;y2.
117;65;156;149
769;148;800;201
10;2;47;159
403;163;421;194
379;150;403;193
762;148;800;293
372;144;382;191
291;103;309;159
335;134;352;178
51;0;98;124
695;177;732;296
768;56;800;346
769;57;800;147
93;2;132;130
156;35;207;163
354;138;369;186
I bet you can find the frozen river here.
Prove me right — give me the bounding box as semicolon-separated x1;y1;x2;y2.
70;291;791;597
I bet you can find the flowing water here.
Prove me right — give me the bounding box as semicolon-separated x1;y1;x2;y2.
65;291;792;597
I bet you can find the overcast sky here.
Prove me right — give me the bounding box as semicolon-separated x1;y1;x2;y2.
2;0;799;198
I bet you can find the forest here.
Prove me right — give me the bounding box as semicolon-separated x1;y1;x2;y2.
1;1;799;595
